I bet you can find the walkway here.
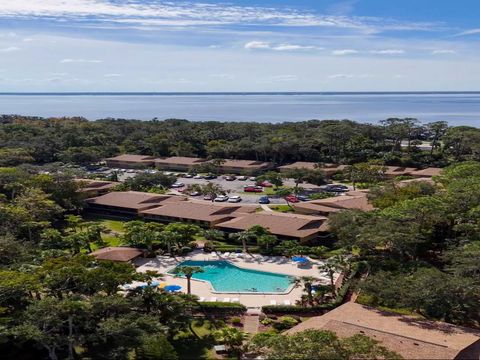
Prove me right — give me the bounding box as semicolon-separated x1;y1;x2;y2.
260;204;273;212
243;315;260;334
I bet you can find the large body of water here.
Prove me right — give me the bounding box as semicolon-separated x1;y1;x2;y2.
0;92;479;126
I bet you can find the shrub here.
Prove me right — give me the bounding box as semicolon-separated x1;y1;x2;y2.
188;241;198;249
231;316;242;325
179;246;192;255
261;304;336;315
199;302;247;315
273;316;299;331
260;317;275;326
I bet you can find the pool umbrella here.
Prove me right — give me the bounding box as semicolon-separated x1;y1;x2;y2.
164;285;182;292
292;256;309;264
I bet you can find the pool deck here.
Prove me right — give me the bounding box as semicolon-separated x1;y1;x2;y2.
135;250;336;308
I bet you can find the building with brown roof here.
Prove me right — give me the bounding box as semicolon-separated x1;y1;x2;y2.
218;159;272;174
86;191;186;217
141;201;257;227
409;167;442;178
90;246;145;262
278;162;348;177
155;156;208;171
293;191;374;216
285;302;480;360
105;154;156;169
383;166;418;177
215;212;328;242
75;179;119;197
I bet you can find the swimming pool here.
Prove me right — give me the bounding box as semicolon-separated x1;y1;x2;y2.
169;260;295;293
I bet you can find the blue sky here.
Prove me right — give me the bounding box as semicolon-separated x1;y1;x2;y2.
0;0;479;91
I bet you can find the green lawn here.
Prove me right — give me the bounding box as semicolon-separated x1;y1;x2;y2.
269;205;294;213
83;215;126;249
172;319;219;359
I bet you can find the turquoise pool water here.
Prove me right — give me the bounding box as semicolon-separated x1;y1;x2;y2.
170;260;295;293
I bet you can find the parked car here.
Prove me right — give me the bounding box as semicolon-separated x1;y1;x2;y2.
193;174;204;179
126;169;136;173
258;196;270;204
228;195;242;203
175;173;184;177
225;175;236;181
259;180;273;187
190;191;200;196
285;195;300;203
322;184;349;192
204;174;217;180
297;195;310;201
249;176;256;181
164;172;174;176
214;195;229;202
184;174;194;178
237;176;247;181
203;194;213;201
244;186;263;193
171;182;185;188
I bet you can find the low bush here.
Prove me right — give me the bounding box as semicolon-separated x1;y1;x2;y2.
198;302;247;315
272;316;299;331
261;303;336;314
230;316;242;325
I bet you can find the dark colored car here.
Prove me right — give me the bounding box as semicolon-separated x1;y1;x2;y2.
225;175;236;181
258;196;270;204
204;174;218;180
297;195;310;201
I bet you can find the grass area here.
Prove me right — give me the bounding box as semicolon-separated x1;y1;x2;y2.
269;205;294;213
171;319;219;360
83;215;126;250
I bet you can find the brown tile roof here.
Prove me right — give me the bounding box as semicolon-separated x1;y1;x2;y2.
154;156;207;166
278;162;318;171
293;191;374;214
105;154;156;162
91;246;144;262
75;179;119;192
409;167;442;177
383;166;417;176
140;201;257;223
86;191;186;210
285;302;480;360
219;159;271;169
215;212;328;239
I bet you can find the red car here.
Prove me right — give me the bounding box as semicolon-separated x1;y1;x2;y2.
285;195;299;203
258;181;273;187
244;186;263;193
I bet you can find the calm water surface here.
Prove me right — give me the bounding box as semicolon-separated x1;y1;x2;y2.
0;92;479;126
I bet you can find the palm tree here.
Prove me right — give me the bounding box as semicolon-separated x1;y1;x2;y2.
294;276;316;306
172;266;204;294
319;255;348;296
232;230;252;253
215;327;248;360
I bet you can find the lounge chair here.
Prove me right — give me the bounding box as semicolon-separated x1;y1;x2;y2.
283;300;291;305
198;297;206;302
232;298;240;303
223;252;230;257
209;297;217;302
270;300;277;305
223;298;231;303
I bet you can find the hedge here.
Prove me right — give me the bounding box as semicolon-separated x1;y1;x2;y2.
198;301;247;314
262;303;336;315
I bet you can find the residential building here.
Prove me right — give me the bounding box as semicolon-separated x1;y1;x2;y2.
293;191;374;216
85;191;186;217
75;179;119;197
218;159;272;174
140;201;257;227
154;156;208;172
215;212;328;242
278;162;347;177
285;302;480;360
90;247;145;262
105;154;156;169
409;167;442;178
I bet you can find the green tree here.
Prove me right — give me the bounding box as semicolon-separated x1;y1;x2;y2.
172;265;204;294
215;327;248;360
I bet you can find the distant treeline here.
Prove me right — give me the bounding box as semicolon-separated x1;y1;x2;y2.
0;115;479;167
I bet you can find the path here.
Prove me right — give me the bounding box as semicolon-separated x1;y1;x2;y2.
260;204;273;212
243;315;260;334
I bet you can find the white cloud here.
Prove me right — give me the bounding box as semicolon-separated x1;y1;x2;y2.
103;73;121;77
455;28;480;36
432;49;456;55
370;49;405;54
0;46;20;52
328;73;371;79
60;58;102;63
245;41;318;51
244;41;270;50
332;49;358;55
22;38;34;42
270;74;298;82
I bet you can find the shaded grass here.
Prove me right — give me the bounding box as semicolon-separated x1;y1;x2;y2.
171;319;219;360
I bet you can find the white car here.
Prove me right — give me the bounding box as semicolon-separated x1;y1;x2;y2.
214;195;229;202
126;169;136;173
228;196;242;203
171;182;185;188
249;176;256;181
193;175;203;179
237;176;247;181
